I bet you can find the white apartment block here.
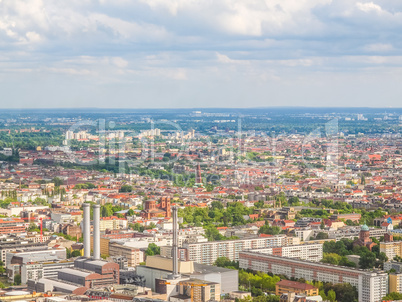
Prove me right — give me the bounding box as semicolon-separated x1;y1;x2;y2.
248;243;323;262
21;260;74;284
182;235;300;265
239;251;388;302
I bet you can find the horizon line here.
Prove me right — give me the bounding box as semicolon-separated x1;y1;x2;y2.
0;106;401;110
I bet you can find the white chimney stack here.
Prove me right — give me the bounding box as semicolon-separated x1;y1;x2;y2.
169;206;180;279
93;204;101;260
83;203;91;258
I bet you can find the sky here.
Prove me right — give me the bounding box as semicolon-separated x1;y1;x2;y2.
0;0;402;108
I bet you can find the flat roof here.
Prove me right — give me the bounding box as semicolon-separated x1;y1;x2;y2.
58;268;92;278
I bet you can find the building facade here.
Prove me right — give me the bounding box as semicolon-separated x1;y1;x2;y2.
248;243;323;262
182;235;299;265
239;251;388;302
389;273;402;294
275;280;319;296
380;241;402;260
109;242;144;267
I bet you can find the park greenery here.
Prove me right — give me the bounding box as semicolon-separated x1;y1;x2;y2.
178;201;255;229
323;239;388;269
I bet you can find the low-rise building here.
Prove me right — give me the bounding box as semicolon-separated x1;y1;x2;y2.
109;242;143;267
275;280;319;296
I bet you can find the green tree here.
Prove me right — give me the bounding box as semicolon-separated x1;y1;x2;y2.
359;251;376;269
52;177;63;187
383;292;402;300
315;232;329;240
145;243;160;256
206;184;214;192
130;223;144;232
120;185;133;192
28;222;39;232
321;253;341;265
259;225;281;235
327;289;336;302
329;283;358;302
213;256;238;269
14;274;21;285
71;250;81;257
101;203;114;217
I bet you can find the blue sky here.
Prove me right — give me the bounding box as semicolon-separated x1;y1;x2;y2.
0;0;402;108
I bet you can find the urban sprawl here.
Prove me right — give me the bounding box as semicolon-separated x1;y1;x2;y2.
0;108;400;302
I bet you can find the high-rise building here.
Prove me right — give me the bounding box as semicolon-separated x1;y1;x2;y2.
380;241;402;260
389;273;402;294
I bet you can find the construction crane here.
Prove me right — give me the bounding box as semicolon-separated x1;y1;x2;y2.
165;281;207;302
19;216;51;242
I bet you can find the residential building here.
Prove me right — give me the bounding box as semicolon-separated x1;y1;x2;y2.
171;279;220;302
389;273;402;294
384;261;402;273
380;241;402;260
0;218;26;235
0;239;47;263
239;251;388;302
275;280;319;296
248;243;323;262
109;242;144;267
21;260;74;284
182;235;300;265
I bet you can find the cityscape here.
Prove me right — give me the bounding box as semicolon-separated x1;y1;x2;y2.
0;108;398;302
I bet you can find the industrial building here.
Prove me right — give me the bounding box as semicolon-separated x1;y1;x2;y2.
29;203;119;294
135;207;238;302
0;238;47;263
6;247;67;283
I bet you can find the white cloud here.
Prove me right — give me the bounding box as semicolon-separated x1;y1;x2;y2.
0;0;402;107
365;43;394;52
356;2;383;14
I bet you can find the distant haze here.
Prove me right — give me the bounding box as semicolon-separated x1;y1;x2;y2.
0;1;401;108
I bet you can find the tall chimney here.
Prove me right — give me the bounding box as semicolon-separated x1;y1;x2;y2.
169;206;180;279
93;204;101;260
83;203;91;258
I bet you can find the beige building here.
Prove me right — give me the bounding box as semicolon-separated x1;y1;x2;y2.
90;237;111;256
99;217;121;231
380;241;402;260
146;255;194;274
171;279;220;302
109;242;144;267
389;273;402;294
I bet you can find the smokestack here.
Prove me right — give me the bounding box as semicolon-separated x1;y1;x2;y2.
93;204;101;260
83;203;91;258
169;206;180;279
